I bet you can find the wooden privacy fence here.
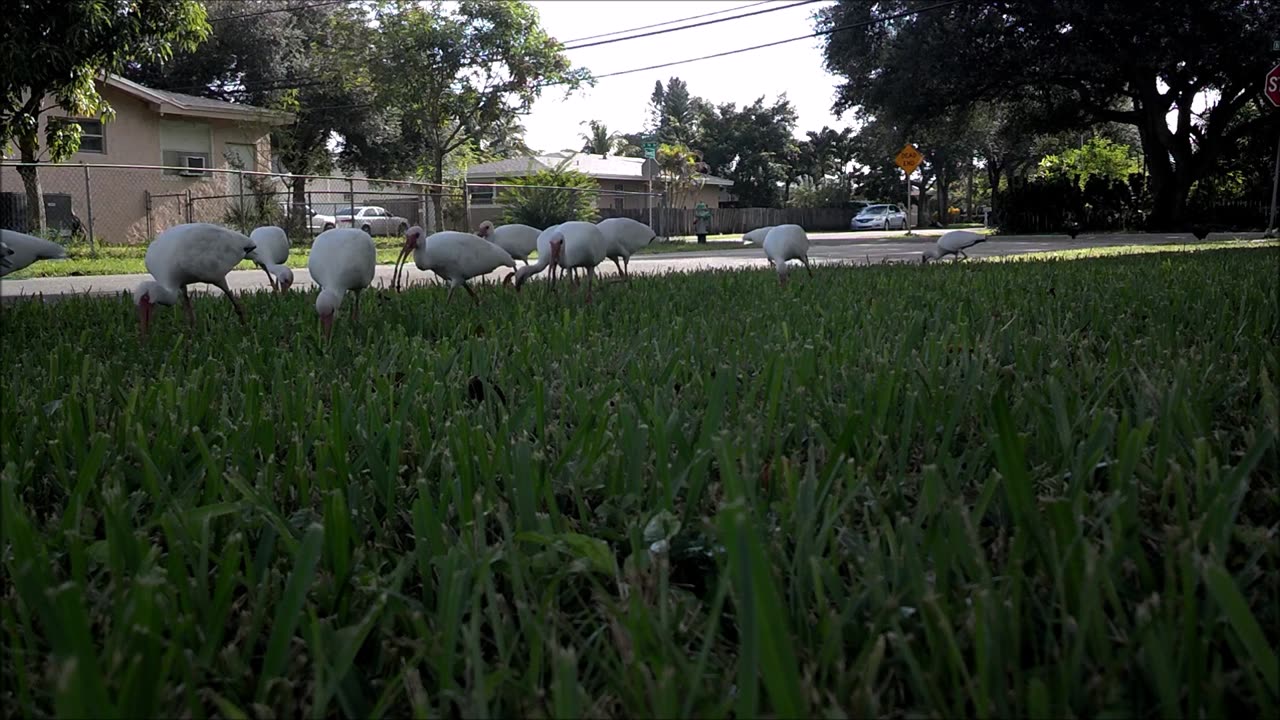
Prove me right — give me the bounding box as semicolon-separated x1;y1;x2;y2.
597;207;853;237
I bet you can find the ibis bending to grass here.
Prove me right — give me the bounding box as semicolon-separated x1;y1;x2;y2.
922;229;987;263
597;217;657;279
248;225;294;292
476;220;541;266
0;229;68;277
309;228;376;338
397;226;517;304
513;222;608;301
132;223;257;336
762;224;812;284
743;225;774;246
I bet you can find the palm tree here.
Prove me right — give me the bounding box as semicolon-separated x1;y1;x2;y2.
579;120;623;157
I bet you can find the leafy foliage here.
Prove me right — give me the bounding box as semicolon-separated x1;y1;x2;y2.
1038;137;1141;190
500;157;599;228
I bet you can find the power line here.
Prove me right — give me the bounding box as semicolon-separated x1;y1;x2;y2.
208;0;349;23
558;1;775;45
563;0;824;51
579;0;971;82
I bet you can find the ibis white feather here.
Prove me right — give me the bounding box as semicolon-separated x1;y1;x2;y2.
597;217;656;278
132;223;257;335
410;227;517;303
742;225;774;247
249;225;293;291
308;228;376;336
923;230;986;262
513;222;608;299
0;229;68;277
762;224;812;283
476;221;541;265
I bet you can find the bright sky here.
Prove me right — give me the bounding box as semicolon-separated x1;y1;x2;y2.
521;0;845;155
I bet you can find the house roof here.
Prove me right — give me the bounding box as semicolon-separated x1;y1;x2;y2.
105;75;294;125
467;152;735;187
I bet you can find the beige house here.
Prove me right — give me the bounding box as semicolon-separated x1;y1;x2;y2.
465;152;735;227
0;75;292;244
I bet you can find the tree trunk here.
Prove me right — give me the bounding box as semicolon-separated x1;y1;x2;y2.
290;176;309;237
17;132;46;234
936;159;950;228
1135;117;1193;231
966;162;975;223
986;163;1003;219
431;151;446;232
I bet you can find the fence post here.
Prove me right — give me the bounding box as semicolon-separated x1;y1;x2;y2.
1266;129;1279;238
145;190;152;240
237;170;248;234
81;163;96;256
461;181;471;232
185;189;192;223
347;177;355;216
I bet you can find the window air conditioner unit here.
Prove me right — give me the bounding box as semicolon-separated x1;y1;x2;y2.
179;156;206;176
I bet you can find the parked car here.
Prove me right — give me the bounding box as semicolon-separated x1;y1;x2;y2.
851;203;908;231
277;202;336;235
336;206;409;236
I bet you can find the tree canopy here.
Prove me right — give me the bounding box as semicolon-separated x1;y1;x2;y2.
818;0;1280;229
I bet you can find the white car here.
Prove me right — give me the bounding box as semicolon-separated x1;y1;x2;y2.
336;206;409;236
851;204;908;231
277;202;336;235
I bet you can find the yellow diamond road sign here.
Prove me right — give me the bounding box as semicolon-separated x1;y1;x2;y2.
895;144;922;174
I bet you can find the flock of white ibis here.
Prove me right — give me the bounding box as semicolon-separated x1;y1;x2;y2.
1;220;989;338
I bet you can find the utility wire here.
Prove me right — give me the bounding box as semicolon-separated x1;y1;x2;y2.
209;0;349;23
578;0;971;81
558;0;775;45
563;0;824;51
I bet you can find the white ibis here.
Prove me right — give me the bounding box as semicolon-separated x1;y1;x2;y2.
513;221;607;300
0;229;68;277
308;228;376;337
398;226;516;304
132;223;256;335
922;230;986;263
742;225;774;247
475;220;541;266
763;224;812;284
249;225;293;292
597;217;656;279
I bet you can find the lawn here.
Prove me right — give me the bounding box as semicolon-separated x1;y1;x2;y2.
1;247;1277;718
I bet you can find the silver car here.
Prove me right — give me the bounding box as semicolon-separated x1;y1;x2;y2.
336;206;410;236
277;202;336;235
851;204;908;231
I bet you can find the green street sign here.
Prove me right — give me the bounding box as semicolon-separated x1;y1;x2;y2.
1273;39;1280;52
643;142;658;159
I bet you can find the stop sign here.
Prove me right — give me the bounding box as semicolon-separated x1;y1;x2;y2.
1267;63;1280;107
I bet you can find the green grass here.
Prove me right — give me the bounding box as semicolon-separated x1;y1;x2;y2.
986;239;1275;262
1;247;1278;718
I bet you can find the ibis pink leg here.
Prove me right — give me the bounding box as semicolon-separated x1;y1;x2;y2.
215;280;248;325
801;256;813;278
464;283;480;305
181;288;197;327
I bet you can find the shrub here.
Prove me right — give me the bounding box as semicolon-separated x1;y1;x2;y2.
501;157;598;229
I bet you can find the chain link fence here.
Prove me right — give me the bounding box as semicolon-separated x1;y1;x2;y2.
0;161;673;248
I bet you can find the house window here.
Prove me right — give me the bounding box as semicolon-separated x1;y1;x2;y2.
159;119;212;176
470;185;495;204
49;118;105;154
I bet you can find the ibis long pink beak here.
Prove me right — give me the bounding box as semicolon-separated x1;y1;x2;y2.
321;311;334;339
138;297;153;338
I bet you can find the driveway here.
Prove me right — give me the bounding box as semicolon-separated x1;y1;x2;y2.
1;230;1268;302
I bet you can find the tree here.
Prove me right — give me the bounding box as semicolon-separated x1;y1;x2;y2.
344;0;590;229
579;120;625;157
819;0;1280;229
501;157;598;228
697;95;798;207
656;143;706;214
649;78;699;146
1038;136;1141;189
125;0;369;237
1;0;209;232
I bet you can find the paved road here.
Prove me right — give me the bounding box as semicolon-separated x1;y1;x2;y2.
1;229;1268;302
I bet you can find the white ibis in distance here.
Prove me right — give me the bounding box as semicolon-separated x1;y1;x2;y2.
132;223;257;335
0;229;68;277
475;220;541;266
248;225;293;292
597;217;656;279
922;229;986;263
308;227;376;337
513;222;608;300
762;224;812;284
398;226;517;303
